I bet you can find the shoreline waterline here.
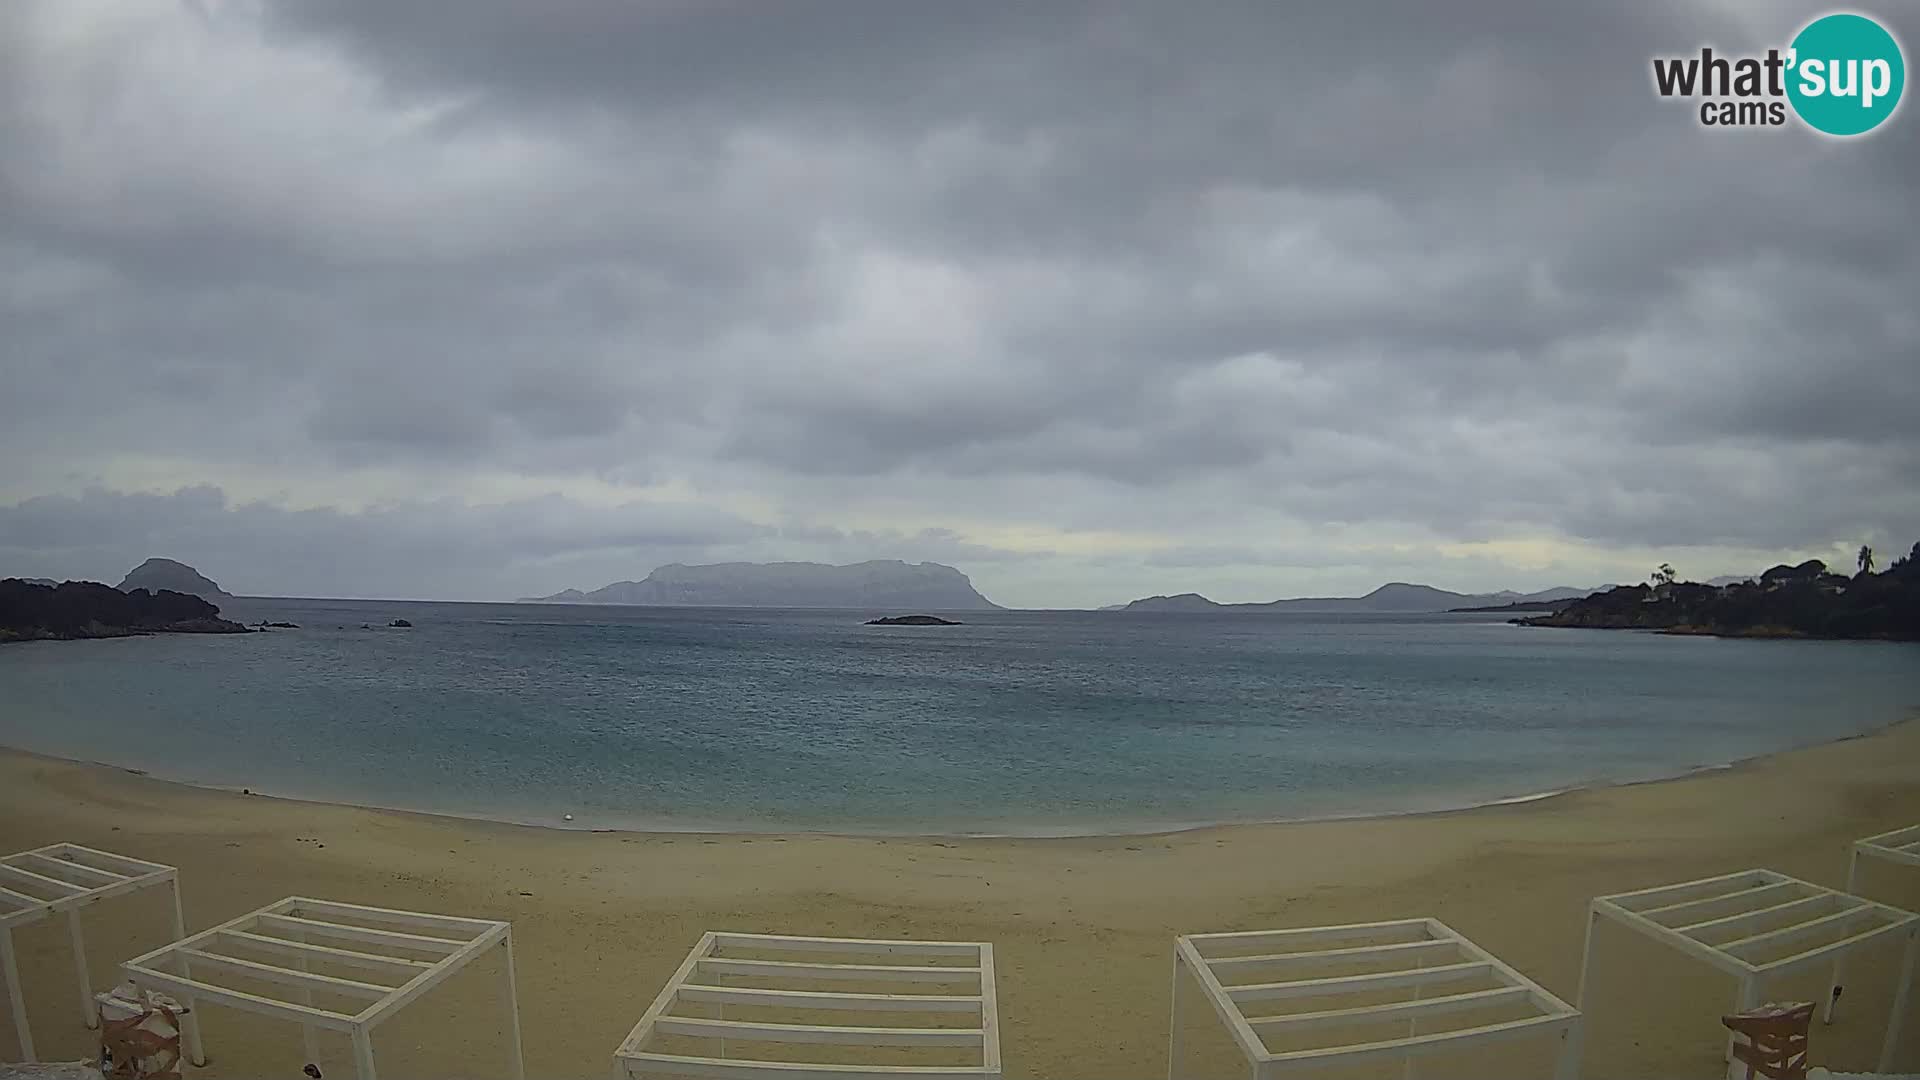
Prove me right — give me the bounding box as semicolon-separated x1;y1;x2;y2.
7;713;1909;840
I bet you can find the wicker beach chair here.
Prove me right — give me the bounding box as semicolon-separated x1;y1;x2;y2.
1722;1001;1813;1080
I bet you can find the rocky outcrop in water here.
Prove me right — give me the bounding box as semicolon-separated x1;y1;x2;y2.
117;558;233;599
866;614;962;625
0;578;249;643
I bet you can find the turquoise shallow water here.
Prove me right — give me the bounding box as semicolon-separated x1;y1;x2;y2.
1;599;1916;835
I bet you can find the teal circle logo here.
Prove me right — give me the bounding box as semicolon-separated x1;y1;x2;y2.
1787;13;1905;136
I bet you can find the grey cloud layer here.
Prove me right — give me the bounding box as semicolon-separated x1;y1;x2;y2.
2;1;1916;604
0;487;1035;601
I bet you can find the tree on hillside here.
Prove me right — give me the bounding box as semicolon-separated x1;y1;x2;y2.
1891;542;1920;576
1858;545;1875;576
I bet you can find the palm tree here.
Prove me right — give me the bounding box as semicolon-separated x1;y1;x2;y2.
1858;545;1875;576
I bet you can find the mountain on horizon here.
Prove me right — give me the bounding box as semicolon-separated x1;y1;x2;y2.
522;560;1001;610
117;558;232;600
1118;582;1597;614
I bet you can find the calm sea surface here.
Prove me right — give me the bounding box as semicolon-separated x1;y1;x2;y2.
1;599;1916;834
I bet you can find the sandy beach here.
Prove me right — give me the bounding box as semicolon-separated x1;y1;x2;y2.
2;720;1918;1079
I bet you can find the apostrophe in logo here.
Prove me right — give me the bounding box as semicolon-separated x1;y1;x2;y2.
1650;10;1906;137
1786;13;1905;136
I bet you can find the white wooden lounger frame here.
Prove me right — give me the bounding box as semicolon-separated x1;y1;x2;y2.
1849;823;1920;879
614;932;1002;1080
121;896;524;1080
1170;918;1582;1079
1577;869;1919;1076
0;843;185;1062
1826;823;1920;1024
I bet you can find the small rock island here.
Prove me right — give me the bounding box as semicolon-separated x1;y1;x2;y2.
866;614;962;626
116;556;234;599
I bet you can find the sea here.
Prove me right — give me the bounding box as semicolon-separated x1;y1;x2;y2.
2;598;1916;836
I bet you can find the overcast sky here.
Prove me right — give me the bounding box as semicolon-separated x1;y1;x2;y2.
2;1;1916;607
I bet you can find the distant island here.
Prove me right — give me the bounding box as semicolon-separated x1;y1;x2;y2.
118;557;233;600
866;614;962;626
1117;582;1595;614
1517;545;1920;640
523;560;1001;610
0;578;248;643
1448;598;1582;614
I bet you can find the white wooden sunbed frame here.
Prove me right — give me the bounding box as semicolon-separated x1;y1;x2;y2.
0;843;185;1062
1826;824;1920;1024
614;932;1002;1079
121;896;524;1080
1170;918;1582;1079
1577;869;1919;1077
1849;824;1920;878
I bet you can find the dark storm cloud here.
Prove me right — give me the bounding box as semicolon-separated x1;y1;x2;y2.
2;0;1917;605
